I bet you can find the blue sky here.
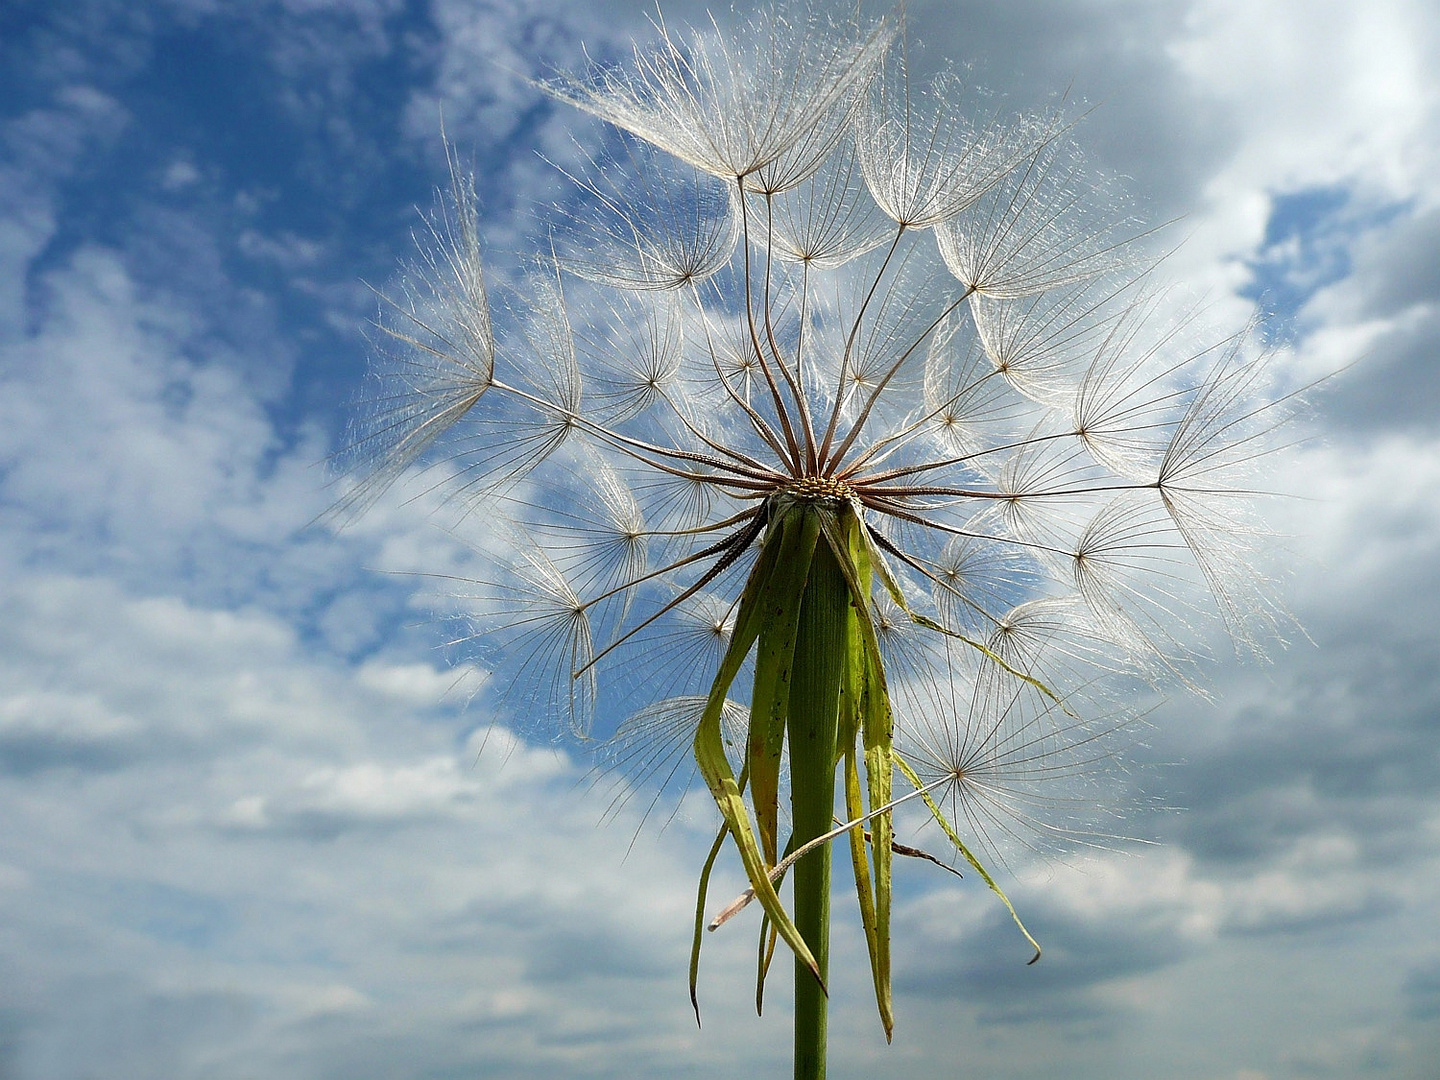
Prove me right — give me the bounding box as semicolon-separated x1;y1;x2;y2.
3;2;1440;1078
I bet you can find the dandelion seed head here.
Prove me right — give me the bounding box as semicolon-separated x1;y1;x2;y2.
330;0;1301;1010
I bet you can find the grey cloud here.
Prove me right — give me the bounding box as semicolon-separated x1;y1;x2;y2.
433;896;676;983
1403;957;1440;1021
93;876;236;951
1316;203;1440;432
901;0;1235;220
1170;616;1440;829
895;894;1191;1026
0;1013;17;1080
518;927;675;986
1327;306;1440;433
216;805;441;843
1119;638;1440;945
1130;430;1440;877
1164;705;1440;870
1223;889;1398;937
15;983;256;1080
0;718;142;777
1351;206;1440;319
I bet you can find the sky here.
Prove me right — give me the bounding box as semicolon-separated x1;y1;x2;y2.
2;1;1439;1078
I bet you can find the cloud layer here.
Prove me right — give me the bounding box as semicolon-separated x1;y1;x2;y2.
3;2;1439;1078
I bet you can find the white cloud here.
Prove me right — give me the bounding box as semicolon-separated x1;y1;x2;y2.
1161;0;1440;308
1171;0;1437;195
0;568;789;1076
0;85;129;342
0;248;312;574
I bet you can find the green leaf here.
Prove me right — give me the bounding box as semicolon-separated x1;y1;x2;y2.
747;508;820;866
817;502;895;1039
693;507;825;987
893;754;1042;964
689;820;730;1026
851;509;1075;717
852;509;909;613
753;826;794;1015
843;741;893;1039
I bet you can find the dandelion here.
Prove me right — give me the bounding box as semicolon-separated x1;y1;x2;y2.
330;4;1294;1077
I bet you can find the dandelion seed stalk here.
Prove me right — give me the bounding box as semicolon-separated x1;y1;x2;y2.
787;518;849;1080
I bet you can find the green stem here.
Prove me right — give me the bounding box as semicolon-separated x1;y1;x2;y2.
787;522;848;1080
